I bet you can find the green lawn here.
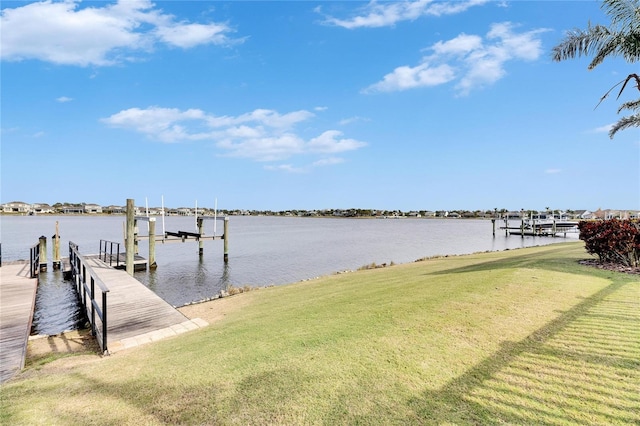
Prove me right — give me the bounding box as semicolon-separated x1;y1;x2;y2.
1;242;638;425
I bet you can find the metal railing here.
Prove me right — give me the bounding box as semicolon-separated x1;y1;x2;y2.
69;242;110;354
99;239;121;268
29;242;40;278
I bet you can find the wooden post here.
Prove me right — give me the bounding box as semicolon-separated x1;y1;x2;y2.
520;219;524;238
223;217;229;263
504;216;508;236
52;221;61;270
491;219;495;236
126;199;135;276
198;217;204;256
134;219;139;255
149;218;157;269
39;235;47;272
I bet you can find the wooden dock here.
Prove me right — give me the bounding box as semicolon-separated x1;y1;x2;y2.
0;262;38;383
96;253;148;271
81;256;207;353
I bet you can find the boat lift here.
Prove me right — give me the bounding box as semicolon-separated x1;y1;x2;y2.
126;198;229;275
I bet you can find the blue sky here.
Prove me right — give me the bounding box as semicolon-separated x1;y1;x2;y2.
1;0;638;212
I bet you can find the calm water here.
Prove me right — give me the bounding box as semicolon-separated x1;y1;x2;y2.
1;215;578;334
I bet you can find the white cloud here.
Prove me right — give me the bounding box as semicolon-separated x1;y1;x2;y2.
313;157;345;167
102;107;207;142
264;164;306;173
365;22;547;95
363;63;456;93
0;0;239;66
102;106;367;163
593;123;614;133
308;130;367;153
431;34;483;55
217;133;306;162
319;0;489;29
154;22;236;49
338;116;369;126
264;157;346;174
56;96;73;103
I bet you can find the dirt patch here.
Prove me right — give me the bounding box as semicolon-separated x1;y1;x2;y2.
27;329;100;363
579;259;640;275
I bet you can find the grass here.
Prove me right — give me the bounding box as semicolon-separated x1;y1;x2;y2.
1;242;638;425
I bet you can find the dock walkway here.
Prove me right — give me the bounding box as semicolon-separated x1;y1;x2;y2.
0;262;38;383
82;257;207;353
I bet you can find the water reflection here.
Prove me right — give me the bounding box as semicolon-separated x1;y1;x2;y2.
31;269;84;335
135;256;233;306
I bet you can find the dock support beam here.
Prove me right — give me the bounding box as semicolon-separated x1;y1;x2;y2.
149;218;157;269
126;199;135;276
52;221;61;270
223;217;229;263
39;236;47;272
491;219;495;237
198;218;205;256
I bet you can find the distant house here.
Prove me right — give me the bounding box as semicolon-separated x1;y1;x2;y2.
84;204;103;214
62;206;85;214
104;205;126;214
604;210;622;220
32;203;54;214
1;201;31;213
573;210;594;220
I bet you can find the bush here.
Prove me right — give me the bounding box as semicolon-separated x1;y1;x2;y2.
578;219;640;267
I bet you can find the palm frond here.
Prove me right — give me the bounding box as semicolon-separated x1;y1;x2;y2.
617;99;640;113
601;0;640;29
616;73;640;99
608;113;640;138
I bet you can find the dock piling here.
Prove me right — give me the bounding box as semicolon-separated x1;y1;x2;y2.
223;217;229;263
149;218;157;269
52;221;61;270
126;199;135;276
198;218;204;256
38;236;47;272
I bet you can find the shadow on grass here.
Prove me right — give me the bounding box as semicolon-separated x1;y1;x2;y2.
61;366;313;425
405;273;640;424
423;243;594;278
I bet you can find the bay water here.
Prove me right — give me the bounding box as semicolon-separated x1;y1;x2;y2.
1;215;578;334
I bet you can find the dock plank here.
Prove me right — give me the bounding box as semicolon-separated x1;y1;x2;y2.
0;263;38;383
81;257;205;352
